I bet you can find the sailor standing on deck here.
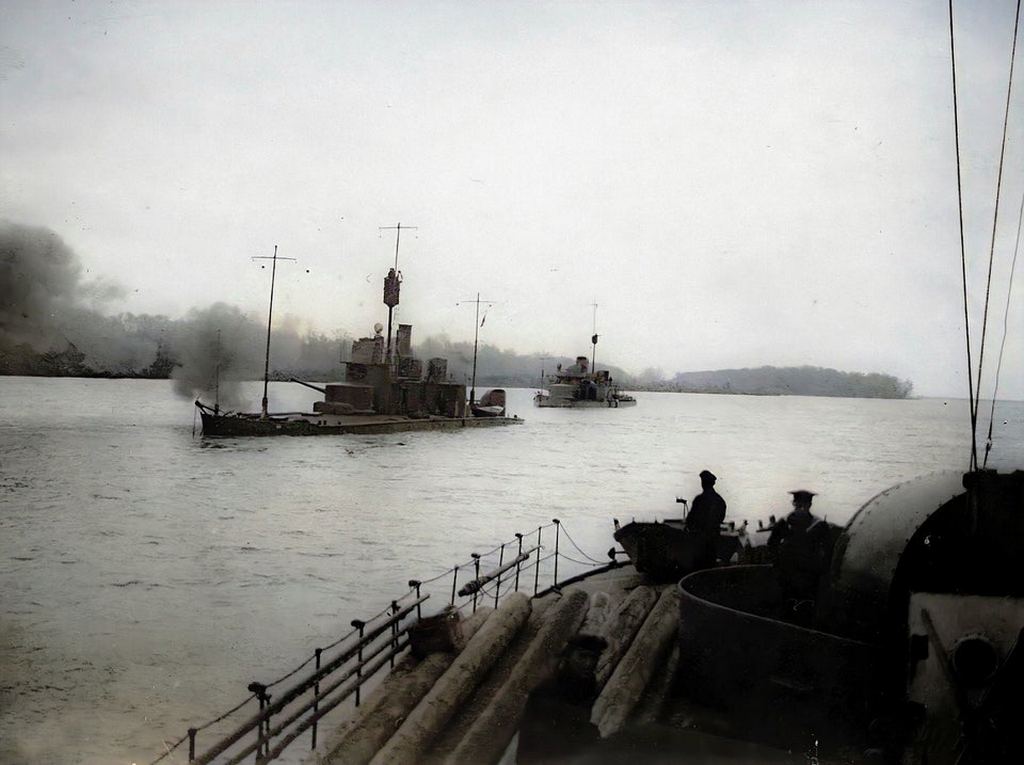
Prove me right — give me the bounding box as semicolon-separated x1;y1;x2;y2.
768;489;834;616
685;470;727;568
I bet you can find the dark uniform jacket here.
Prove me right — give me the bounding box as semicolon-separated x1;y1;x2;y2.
769;508;834;603
686;489;727;536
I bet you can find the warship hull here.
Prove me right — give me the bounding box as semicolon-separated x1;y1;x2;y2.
198;409;522;437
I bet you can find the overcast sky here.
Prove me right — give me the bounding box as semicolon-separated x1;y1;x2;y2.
1;0;1022;398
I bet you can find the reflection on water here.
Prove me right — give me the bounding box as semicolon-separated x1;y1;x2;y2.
0;377;1021;763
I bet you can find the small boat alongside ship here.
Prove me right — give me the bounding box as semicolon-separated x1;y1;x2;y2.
612;513;754;582
469;388;508;418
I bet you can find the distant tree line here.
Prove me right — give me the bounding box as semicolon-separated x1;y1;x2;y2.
1;334;914;400
659;366;914;399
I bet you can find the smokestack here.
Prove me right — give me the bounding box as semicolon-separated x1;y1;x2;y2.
397;324;412;358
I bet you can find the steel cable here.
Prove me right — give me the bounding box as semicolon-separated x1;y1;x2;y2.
947;0;980;471
974;0;1022;454
984;190;1024;468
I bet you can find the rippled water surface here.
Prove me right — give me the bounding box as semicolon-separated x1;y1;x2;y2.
1;377;1021;764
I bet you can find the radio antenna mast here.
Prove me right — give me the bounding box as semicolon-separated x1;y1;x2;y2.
457;293;497;407
251;245;297;418
379;222;417;365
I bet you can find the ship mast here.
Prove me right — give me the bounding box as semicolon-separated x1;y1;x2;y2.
458;293;495;406
590;300;599;374
539;355;553;390
252;245;296;418
379;222;417;367
214;329;221;415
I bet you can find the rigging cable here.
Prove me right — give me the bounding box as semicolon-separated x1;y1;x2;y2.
947;0;980;471
974;0;1022;465
983;190;1024;468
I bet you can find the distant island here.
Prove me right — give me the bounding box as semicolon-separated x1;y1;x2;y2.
647;366;914;399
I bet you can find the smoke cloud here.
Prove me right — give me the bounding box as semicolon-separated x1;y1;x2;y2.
1;222;351;401
1;221;84;349
0;221;160;373
170;304;264;407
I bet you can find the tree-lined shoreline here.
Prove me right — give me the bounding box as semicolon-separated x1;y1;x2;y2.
3;221;913;401
1;338;914;400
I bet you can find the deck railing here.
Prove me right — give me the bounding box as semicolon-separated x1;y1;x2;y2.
148;519;613;765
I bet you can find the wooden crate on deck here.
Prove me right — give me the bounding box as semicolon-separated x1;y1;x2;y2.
408;607;464;658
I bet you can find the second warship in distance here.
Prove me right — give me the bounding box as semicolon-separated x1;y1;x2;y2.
533;353;637;408
534;305;637;408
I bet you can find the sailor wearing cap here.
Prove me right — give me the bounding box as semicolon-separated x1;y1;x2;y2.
786;489;817;529
768;489;820;548
769;488;834;616
685;469;728;568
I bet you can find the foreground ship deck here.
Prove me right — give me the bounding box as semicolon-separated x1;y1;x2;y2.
310;564;808;765
151;469;1023;765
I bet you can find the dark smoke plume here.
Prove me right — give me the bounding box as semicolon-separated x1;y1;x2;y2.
0;223;348;394
1;221;84;348
170;303;264;407
0;221;160;373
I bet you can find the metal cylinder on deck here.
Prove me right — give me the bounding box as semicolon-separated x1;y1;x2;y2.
396;324;412;357
822;470;1024;642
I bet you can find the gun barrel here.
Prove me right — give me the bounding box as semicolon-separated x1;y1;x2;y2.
289;377;326;395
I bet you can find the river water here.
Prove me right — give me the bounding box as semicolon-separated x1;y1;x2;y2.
1;377;1021;764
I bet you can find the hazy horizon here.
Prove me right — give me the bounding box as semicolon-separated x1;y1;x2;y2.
2;0;1022;399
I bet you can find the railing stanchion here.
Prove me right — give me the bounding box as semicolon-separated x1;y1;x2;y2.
255;692;263;763
264;691;273;758
552;518;561;586
351;619;365;707
247;682;269;762
534;526;543;596
471;553;481;613
311;648;322;751
188;727;197;762
514;533;523;592
494;543;506;608
451;565;459;606
408;580;423;620
390;601;400;668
